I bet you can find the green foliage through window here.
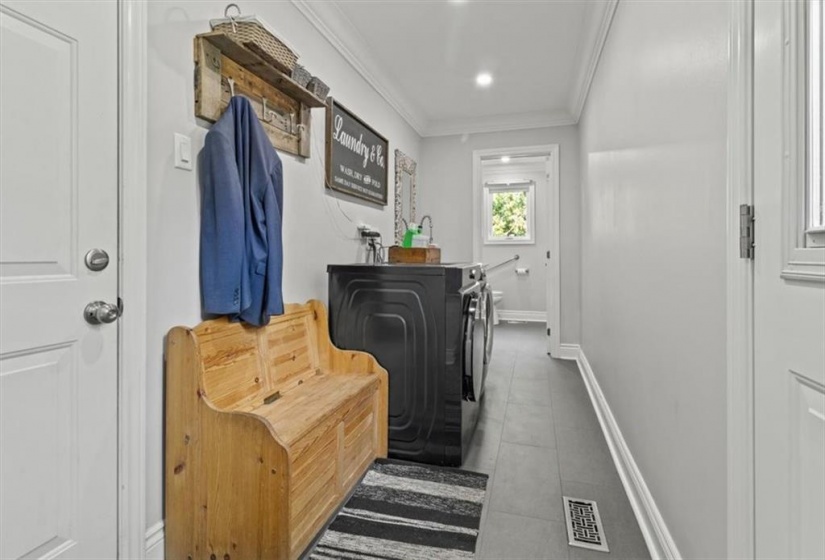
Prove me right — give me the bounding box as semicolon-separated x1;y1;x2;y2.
491;190;528;238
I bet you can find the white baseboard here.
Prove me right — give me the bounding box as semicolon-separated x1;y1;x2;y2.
572;347;682;560
145;521;164;560
141;345;679;560
558;343;581;361
498;310;547;323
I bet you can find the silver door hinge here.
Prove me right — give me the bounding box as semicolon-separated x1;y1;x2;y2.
740;204;754;259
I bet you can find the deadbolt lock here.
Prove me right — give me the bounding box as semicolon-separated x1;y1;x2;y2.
85;248;110;272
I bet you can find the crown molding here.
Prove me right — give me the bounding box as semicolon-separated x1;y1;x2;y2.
290;0;427;136
568;0;619;121
292;0;608;138
424;110;577;138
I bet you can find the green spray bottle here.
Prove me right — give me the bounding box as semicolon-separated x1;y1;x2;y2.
402;224;421;248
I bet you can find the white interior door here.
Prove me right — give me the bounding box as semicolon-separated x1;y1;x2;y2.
0;1;119;558
753;1;825;558
544;151;560;357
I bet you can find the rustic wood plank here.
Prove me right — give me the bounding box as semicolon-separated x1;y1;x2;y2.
388;246;442;264
199;32;325;108
194;35;318;159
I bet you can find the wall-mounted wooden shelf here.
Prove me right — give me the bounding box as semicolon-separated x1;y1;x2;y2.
194;32;326;159
199;32;326;108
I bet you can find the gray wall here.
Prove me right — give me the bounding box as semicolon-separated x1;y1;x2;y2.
146;1;420;530
578;1;728;557
419;127;581;343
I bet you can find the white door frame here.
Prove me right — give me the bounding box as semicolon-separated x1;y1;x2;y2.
118;1;148;558
472;144;561;357
726;0;755;557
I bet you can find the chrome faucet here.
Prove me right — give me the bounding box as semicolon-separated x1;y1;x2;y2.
419;215;433;245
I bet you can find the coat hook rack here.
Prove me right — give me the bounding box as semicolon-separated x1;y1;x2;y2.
223;78;278;127
195;31;327;159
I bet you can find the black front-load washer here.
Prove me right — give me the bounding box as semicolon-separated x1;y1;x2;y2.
327;263;486;466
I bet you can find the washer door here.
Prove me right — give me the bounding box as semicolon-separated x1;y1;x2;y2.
463;293;486;402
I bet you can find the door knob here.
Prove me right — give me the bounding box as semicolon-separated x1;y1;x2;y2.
84;300;122;325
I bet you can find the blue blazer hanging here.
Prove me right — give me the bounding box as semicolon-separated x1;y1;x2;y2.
200;95;284;326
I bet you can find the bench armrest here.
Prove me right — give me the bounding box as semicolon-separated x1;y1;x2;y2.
166;327;291;559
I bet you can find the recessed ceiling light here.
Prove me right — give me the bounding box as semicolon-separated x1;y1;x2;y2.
476;72;493;87
500;156;511;163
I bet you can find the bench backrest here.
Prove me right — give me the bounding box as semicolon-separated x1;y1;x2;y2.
190;302;327;412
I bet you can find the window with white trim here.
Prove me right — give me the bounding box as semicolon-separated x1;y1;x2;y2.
483;181;535;244
808;0;825;246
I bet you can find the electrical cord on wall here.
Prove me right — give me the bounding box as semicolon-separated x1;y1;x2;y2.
368;238;386;264
307;126;359;242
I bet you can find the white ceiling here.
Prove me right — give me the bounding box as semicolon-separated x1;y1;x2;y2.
292;0;618;137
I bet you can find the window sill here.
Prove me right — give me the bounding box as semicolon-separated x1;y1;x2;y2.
806;227;825;248
484;238;535;246
781;246;825;282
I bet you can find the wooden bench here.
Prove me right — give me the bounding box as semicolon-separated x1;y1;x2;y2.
165;300;388;560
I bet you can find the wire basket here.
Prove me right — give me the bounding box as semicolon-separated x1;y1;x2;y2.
291;64;312;88
211;4;298;74
307;76;330;100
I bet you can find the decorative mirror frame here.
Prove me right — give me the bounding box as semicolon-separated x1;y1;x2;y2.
394;149;418;244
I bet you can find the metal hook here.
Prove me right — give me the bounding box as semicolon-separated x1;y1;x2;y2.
262;98;274;123
226;77;236;97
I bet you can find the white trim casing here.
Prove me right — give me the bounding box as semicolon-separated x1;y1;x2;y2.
726;1;756;557
144;522;165;560
496;310;547;323
118;1;148;558
472;145;561;357
566;345;682;560
483;181;536;245
781;0;825;281
544;150;561;358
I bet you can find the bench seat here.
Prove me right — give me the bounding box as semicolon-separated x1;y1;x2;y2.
165;300;388;560
252;372;379;447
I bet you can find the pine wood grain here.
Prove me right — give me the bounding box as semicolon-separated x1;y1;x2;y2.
165;300;388;559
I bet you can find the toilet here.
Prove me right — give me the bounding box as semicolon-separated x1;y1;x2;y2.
492;291;504;325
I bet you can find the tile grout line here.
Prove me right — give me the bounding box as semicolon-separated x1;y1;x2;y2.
546;351;572;560
478;351;518;558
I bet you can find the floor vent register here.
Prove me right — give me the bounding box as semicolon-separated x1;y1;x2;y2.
563;496;610;552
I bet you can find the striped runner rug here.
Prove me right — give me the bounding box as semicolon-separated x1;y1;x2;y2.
308;459;489;559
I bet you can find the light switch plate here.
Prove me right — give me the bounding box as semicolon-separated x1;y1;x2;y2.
174;133;192;171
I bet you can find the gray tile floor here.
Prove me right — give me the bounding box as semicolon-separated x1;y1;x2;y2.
466;323;650;560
